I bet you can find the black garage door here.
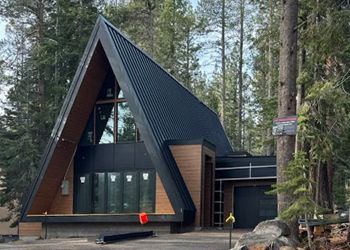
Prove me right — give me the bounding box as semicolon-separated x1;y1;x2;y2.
234;185;277;228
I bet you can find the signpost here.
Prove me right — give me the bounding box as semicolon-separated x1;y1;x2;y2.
225;212;235;249
272;116;297;136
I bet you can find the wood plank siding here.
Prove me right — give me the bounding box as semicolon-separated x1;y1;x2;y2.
170;145;202;226
170;144;215;227
49;163;74;214
28;43;109;215
155;174;175;214
19;222;42;237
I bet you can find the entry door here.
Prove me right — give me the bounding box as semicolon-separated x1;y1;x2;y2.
234;185;277;228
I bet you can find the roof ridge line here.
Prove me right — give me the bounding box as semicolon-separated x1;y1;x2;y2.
98;15;221;120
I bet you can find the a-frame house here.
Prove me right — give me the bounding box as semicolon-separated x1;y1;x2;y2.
19;16;234;237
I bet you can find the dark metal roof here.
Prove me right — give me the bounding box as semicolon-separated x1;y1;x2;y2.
103;20;233;157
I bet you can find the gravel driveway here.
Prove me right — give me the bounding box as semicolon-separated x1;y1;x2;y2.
0;230;247;250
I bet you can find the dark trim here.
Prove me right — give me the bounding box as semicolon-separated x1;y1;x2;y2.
224;151;252;157
216;155;276;160
165;139;216;152
22;214;181;223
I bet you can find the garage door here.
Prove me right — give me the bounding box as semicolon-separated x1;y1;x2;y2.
234;185;277;228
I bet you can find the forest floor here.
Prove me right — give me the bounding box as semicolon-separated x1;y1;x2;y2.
308;224;350;250
0;230;247;250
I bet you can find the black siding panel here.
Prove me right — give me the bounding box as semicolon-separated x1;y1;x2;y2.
251;167;276;178
75;142;154;174
94;144;114;171
215;169;250;179
215;156;276;179
114;144;135;169
216;156;276;168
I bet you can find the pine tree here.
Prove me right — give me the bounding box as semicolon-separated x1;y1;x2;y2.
0;0;99;223
197;0;236;128
105;0;163;56
277;0;299;239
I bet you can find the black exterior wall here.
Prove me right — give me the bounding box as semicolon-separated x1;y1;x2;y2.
75;142;153;173
73;142;156;214
216;156;276;180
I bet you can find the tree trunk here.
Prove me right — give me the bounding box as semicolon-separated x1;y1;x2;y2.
220;0;226;127
237;0;244;150
37;0;46;149
277;0;298;239
146;0;155;56
266;0;274;156
185;27;191;90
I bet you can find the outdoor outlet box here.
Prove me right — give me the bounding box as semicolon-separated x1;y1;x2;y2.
61;180;69;195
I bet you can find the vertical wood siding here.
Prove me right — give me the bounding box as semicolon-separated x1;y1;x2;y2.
170;145;202;227
49;163;74;214
19;222;42;237
155;174;175;214
28;44;109;215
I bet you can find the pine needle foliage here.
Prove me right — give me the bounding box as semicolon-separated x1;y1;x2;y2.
268;151;321;220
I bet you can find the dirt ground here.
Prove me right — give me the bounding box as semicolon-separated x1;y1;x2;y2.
0;230;247;250
0;207;17;235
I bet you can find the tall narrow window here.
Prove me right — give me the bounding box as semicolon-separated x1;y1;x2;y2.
107;172;122;213
93;173;105;213
76;173;91;213
75;170;155;214
118;102;136;142
96;104;115;144
98;70;115;100
123;172;138;212
139;171;155;212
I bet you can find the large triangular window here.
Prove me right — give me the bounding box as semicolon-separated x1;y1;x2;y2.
80;69;140;145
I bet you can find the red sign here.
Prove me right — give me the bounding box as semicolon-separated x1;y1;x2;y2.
139;212;149;225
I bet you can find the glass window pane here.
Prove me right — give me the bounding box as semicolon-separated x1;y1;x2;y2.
76;173;91;213
96;104;115;144
80;113;94;145
97;70;115;100
107;172;122;213
118;102;136;142
123;172;138;213
93;173;105;213
118;88;124;98
139;171;155;212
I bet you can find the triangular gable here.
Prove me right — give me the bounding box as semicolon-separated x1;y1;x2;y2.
21;16;233;223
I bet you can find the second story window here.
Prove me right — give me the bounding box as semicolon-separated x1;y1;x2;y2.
80;70;139;145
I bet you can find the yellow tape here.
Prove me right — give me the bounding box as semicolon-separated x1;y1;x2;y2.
225;212;235;223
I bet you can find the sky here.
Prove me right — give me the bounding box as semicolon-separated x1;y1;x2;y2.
0;1;199;114
0;20;4;39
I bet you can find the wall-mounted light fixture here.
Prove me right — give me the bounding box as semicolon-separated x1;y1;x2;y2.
80;176;86;184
